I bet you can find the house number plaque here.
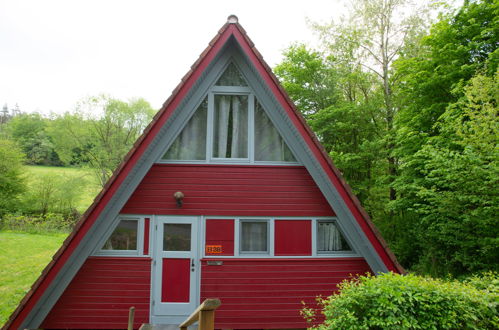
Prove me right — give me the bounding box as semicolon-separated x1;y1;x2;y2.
205;245;222;254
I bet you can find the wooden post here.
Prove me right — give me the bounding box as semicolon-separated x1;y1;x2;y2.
199;309;215;330
128;306;135;330
179;299;221;330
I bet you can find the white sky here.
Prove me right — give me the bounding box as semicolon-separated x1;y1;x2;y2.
0;0;349;115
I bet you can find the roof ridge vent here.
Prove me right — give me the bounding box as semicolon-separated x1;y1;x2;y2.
227;15;238;24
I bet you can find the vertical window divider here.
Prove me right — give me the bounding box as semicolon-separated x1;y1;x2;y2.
234;219;240;257
248;94;255;164
206;92;214;162
311;219;317;257
269;219;275;256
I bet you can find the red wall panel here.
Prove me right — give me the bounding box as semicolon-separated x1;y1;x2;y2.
206;219;234;256
201;258;371;329
274;220;311;256
41;257;151;330
121;164;335;217
161;258;190;302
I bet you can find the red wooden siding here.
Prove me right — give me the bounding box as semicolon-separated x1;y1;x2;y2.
144;217;150;255
274;220;312;256
161;258;190;302
201;258;371;329
206;219;234;256
41;257;151;330
121;164;335;217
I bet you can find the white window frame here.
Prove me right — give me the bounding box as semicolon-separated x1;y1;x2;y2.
315;219;357;256
238;219;271;255
158;61;300;166
94;217;145;257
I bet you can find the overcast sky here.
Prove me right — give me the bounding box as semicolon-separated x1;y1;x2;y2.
0;0;350;115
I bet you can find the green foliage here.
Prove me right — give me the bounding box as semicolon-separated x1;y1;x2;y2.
0;139;26;215
19;171;88;217
274;44;339;118
0;213;77;233
306;272;499;330
395;0;499;150
49;95;156;186
393;73;499;275
5;113;61;165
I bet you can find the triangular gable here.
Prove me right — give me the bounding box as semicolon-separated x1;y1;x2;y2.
4;16;403;330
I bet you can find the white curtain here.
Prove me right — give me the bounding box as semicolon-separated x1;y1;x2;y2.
254;101;296;162
241;222;267;252
318;222;344;251
163;99;207;160
214;95;248;158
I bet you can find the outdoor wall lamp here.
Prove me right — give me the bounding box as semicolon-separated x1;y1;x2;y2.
173;191;184;208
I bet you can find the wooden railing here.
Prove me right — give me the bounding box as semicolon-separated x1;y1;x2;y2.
179;299;221;330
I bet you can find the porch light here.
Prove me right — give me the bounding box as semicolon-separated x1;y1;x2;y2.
173;191;184;208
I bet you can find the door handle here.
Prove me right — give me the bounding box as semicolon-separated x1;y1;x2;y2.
191;259;195;272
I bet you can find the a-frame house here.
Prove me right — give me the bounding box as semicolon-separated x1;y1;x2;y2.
4;15;403;330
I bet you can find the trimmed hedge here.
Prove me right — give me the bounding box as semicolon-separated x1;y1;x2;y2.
304;272;498;329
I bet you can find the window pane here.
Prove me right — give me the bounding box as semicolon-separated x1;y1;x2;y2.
254;101;296;162
102;220;138;251
317;221;352;252
164;224;191;251
213;95;248;158
163;98;208;160
215;62;248;86
241;221;267;252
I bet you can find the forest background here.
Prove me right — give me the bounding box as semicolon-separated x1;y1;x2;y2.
0;0;497;280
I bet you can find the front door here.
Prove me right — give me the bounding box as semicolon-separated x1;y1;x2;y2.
153;216;199;318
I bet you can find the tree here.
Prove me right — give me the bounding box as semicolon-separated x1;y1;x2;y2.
391;0;499;275
5;113;61;165
393;73;498;275
0;139;26;216
49;95;156;186
313;0;429;202
275;44;386;210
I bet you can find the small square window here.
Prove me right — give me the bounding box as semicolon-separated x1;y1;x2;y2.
240;220;268;253
102;220;138;251
317;221;352;253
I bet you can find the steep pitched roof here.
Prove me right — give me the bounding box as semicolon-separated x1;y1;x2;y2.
3;15;403;330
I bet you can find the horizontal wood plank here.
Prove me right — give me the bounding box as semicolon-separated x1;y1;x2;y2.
121;164;335;216
201;258;370;329
41;257;151;329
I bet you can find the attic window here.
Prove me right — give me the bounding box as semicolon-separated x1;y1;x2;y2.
213;94;248;158
163;98;208;160
255;101;296;162
161;62;298;164
216;62;248;86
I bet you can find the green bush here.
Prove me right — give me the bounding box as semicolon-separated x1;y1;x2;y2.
0;213;78;233
304;272;498;330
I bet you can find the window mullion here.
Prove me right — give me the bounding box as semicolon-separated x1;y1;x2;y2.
248;94;255;163
206;92;214;162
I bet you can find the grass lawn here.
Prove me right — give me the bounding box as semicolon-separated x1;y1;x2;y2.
24;165;101;212
0;231;68;328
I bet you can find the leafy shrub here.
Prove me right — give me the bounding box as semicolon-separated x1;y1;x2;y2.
0;213;78;233
304;272;498;329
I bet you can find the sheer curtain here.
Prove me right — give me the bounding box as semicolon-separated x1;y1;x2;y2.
254;101;296;162
163;98;207;160
317;222;346;251
213;95;248;158
241;222;267;252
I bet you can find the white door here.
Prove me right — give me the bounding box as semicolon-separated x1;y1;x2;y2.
153;217;199;317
